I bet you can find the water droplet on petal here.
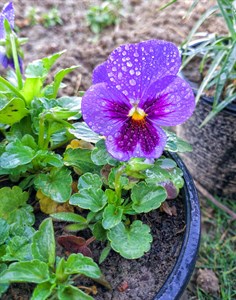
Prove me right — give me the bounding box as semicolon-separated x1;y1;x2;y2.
112;67;117;71
129;79;136;86
129;69;135;75
136;71;141;76
122;51;126;56
118;72;123;79
127;61;133;67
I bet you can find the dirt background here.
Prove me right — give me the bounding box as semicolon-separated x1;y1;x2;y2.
13;0;227;94
1;0;227;299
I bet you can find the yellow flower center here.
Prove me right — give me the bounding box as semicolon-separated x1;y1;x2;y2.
128;107;147;121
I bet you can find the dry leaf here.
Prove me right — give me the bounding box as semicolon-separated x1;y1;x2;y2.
36;190;74;214
66;139;94;150
160;201;177;216
117;281;129;292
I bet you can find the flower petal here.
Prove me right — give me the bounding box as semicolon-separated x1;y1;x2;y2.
141;75;195;126
0;2;14;39
105;40;181;101
81;82;131;136
92;61;109;84
105;119;167;161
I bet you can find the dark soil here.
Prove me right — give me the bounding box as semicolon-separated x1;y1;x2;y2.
0;0;226;299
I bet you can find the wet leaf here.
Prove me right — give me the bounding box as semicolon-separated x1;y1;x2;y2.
34;167;72;203
131;182;167;213
32;219;56;267
78;172;103;190
70;188;107;212
107;220;152;259
0;260;50;284
102;204;123;229
64;253;101;278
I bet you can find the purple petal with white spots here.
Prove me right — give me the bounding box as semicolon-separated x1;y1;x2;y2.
105;119;167;161
0;2;14;39
105;40;181;102
93;61;109;84
81;82;131;136
141;76;195;126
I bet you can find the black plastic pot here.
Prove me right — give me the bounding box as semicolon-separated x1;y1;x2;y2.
154;152;201;300
177;74;236;199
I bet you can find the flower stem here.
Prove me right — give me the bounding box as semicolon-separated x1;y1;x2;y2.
38;115;45;149
114;165;126;200
10;33;23;90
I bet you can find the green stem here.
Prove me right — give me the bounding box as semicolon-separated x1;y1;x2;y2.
0;76;25;101
10;34;23;90
114;165;126;200
38;115;46;149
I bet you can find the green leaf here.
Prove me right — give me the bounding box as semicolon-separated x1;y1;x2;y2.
25;50;66;79
108;167;129;190
102;204;123;229
64;148;98;175
32;219;55;268
21;78;43;103
0;264;9;297
91;221;107;241
56;96;81;118
164;130;193;152
31;281;56;300
108;221;152;259
78;172;103;190
0;186;34;225
70;188;107;212
131;182;167;213
0;260;50;284
34;167;72;203
69;122;101;143
0;138;36;169
58;285;93;300
0;219;9;245
50;212;87;223
91;139;118;166
1;236;32;262
64;253;101;278
99;243;111;264
0;98;28;125
51;66;80;98
64;223;88;232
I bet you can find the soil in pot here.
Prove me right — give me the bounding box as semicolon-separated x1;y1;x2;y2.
2;196;185;300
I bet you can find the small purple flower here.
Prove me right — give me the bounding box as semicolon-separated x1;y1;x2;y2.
82;40;195;161
0;2;22;71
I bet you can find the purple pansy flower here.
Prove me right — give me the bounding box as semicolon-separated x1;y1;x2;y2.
0;2;22;71
82;40;195;161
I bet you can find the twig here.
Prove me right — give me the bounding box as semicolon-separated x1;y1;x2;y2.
195;181;236;221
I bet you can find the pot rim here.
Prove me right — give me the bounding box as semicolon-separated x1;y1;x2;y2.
154;152;201;300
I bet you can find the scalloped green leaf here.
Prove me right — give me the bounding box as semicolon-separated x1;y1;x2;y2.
0;186;34;226
63;148;98;175
70;188;107;212
0;219;9;245
131;182;167;213
102;204;123;229
107;220;152;259
164;130;192;152
0;260;50;284
34;167;72;203
78;172;103;190
0;98;28;125
69;122;101;143
32;219;55;268
1;236;32;262
91;139;118;166
64;253;101;278
0;138;36;169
